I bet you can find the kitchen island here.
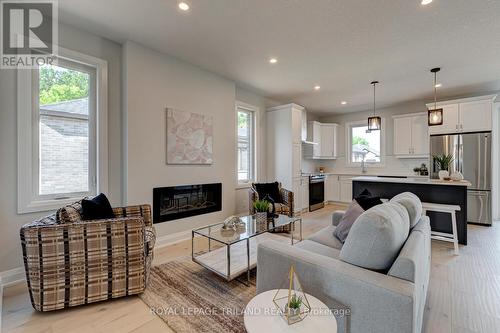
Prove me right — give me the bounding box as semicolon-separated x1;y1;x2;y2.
352;176;471;245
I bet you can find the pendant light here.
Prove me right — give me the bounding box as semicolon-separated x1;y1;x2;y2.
367;81;381;131
428;67;443;126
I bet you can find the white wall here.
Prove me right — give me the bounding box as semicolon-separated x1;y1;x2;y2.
123;41;259;238
307;100;429;175
0;23;122;273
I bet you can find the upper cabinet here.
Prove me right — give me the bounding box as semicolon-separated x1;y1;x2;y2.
393;113;429;158
304;121;338;159
426;95;496;135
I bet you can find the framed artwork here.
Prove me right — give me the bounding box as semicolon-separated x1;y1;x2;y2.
166;108;213;164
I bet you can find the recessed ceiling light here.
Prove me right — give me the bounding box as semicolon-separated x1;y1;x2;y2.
314;85;321;90
178;2;190;11
269;58;277;64
421;0;433;5
434;83;442;88
341;101;347;105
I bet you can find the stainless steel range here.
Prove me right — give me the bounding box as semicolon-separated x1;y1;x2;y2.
309;174;326;211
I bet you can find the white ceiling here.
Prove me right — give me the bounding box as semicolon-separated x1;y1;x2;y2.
58;0;500;114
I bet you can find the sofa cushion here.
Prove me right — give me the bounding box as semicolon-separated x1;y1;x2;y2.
82;193;115;220
390;192;422;228
296;240;341;259
334;200;364;243
56;201;83;224
308;225;343;250
340;202;410;271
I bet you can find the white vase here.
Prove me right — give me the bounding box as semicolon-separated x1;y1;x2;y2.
438;170;449;180
450;171;464;181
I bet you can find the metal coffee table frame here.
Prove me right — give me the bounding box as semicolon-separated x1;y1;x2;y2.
191;215;302;285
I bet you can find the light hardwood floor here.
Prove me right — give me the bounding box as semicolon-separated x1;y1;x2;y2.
2;204;500;333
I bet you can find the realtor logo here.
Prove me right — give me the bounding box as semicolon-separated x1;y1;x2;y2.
1;0;58;68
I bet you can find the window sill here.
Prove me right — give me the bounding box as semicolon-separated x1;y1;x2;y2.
18;197;82;214
236;183;252;190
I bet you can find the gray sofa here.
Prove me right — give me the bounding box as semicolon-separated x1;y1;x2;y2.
256;192;431;333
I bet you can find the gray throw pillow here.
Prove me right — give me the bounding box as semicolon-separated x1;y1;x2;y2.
334;200;364;243
340;202;410;271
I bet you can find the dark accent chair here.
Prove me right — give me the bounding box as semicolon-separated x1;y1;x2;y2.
249;182;294;217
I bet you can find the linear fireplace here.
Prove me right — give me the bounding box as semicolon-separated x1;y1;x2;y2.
153;183;222;223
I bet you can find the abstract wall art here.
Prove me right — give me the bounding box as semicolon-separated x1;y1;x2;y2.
166;108;213;164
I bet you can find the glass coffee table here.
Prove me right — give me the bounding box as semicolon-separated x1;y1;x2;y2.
192;214;302;284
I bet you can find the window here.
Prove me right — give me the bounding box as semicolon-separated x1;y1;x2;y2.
18;48;108;213
347;121;383;165
236;103;256;184
38;60;96;197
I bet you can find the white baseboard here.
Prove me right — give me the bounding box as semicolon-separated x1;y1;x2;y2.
154;230;191;249
0;267;25;288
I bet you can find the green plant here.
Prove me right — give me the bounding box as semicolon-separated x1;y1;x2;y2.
288;294;302;310
433;154;454;171
413;167;421;173
253;200;270;212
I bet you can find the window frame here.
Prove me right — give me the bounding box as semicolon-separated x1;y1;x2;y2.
235;101;258;187
17;46;108;213
345;119;386;168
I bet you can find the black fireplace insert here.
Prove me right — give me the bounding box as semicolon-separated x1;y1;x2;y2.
153;183;222;223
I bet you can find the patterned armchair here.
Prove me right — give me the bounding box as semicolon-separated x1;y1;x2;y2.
20;201;156;312
249;182;294;217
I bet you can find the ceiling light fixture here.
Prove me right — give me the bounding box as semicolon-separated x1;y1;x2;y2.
269;58;277;64
314;85;321;90
434;83;442;88
341;101;347;105
428;67;443;126
421;0;433;5
178;2;190;11
367;81;381;131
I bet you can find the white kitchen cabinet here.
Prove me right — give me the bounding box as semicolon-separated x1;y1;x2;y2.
267;104;305;209
292;143;302;178
459;100;492;132
339;176;353;203
300;177;309;212
325;175;340;202
292;177;301;213
426;95;495;135
393;113;429;158
304;121;338;159
411;114;429;155
428;104;459;135
320;124;337;158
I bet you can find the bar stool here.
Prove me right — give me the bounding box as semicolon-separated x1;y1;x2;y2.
422;202;460;255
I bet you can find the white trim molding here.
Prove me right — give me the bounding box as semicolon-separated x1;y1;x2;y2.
0;267;25;288
17;46;108;214
154;230;192;249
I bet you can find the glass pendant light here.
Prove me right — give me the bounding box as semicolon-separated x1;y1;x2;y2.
428;68;443;126
367;81;381;131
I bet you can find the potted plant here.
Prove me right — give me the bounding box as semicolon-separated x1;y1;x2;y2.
413;167;421;176
253;200;270;223
286;294;303;322
433;154;454;180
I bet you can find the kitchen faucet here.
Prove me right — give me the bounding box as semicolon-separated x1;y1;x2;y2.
360;148;380;174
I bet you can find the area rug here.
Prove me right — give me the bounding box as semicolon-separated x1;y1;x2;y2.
140;258;256;333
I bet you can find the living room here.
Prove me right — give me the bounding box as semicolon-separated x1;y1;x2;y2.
1;1;500;332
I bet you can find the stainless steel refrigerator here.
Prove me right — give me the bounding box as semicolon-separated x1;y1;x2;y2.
430;132;492;225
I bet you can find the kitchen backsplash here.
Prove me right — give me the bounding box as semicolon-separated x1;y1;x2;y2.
302;155;429;176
